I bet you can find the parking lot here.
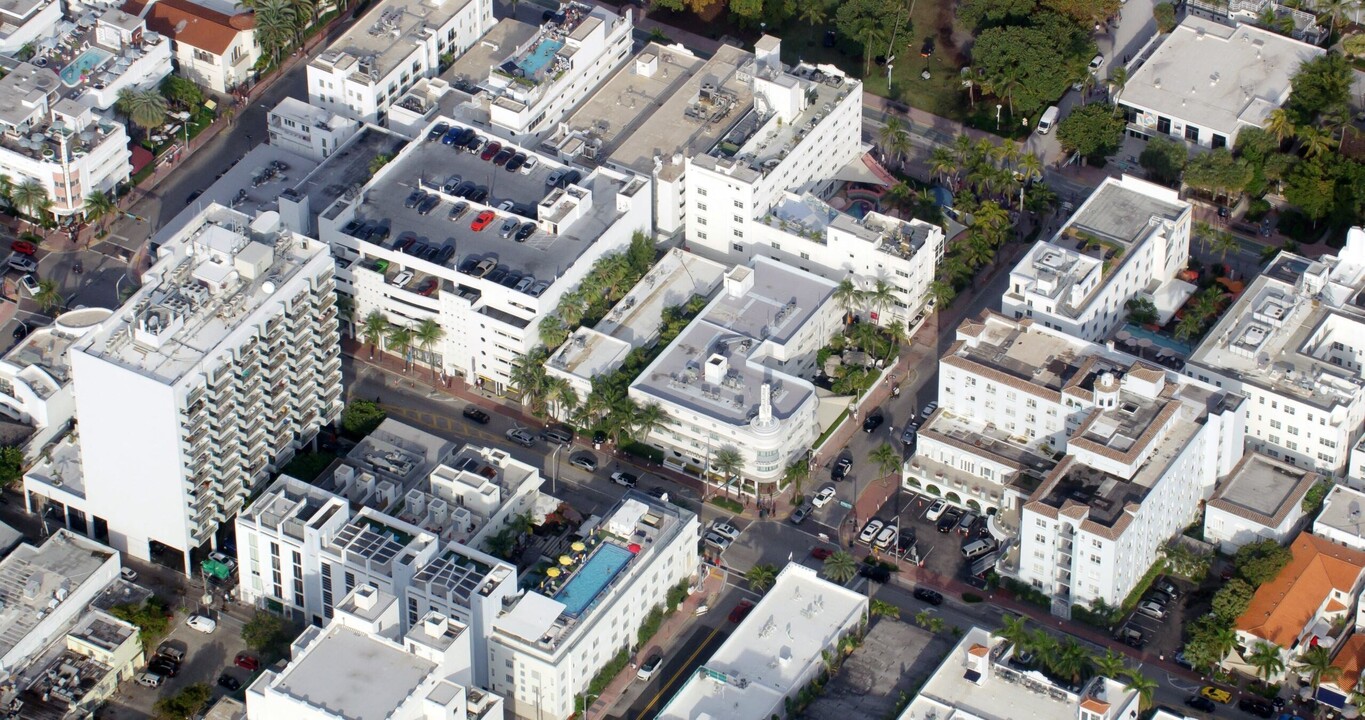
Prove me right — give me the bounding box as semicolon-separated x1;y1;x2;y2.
106;607;258;719
1112;574;1195;661
0;237;133;358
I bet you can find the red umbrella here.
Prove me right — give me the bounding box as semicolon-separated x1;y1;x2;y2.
627;543;641;554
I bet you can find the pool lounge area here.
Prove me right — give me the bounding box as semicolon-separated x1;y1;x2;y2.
517;38;565;77
60;47;113;87
554;542;633;617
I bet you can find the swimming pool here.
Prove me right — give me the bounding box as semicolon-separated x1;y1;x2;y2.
517;38;564;77
555;542;632;617
60;47;114;87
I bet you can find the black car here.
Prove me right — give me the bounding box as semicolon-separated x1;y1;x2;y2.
12;324;27;340
1238;698;1274;718
492;148;514;166
896;528;917;553
416;194;439;215
149;658;179;677
593;430;608;446
937;509;963;533
462;405;490;424
912;587;943;605
468;187;489;204
457;257;478;274
862;411;884;433
858;564;891;583
899;424;917;445
1184;696;1217;713
831;456;852;482
427;121;450;141
515;223;535;242
506;153;526;172
452;181;476;198
217;674;241;691
823;29;836;47
403;189;425;208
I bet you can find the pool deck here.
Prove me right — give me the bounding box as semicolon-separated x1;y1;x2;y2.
553;542;633;617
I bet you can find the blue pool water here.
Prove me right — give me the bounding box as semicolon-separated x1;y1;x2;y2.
517;39;565;77
60;48;113;87
555;542;632;617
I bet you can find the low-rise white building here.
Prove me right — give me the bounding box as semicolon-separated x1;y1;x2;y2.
1204;452;1317;552
1187;227;1365;476
901;626;1141;720
1001;175;1192;342
656;563;866;719
0;308;112;461
125;0;259;93
266;98;361;162
487;493;699;720
1315;485;1365;552
0;0;61;56
246;585;503;720
308;0;494;123
629;257;841;487
1117;17;1324;148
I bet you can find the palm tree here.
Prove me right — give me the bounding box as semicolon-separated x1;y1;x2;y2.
928;147;959;189
851;321;883;356
1122;670;1160;711
413;318;445;380
603;397;641;444
962;233;996;269
822;551;858;583
973;201;1011;240
509;348;552;415
1266;108;1296;145
797;0;828;24
832;277;864;326
10;180;49;226
1296;646;1341;701
998;614;1030;648
927;280;956;308
1211;230;1239;261
870;443;902;485
745;564;777;592
1174;313;1204;342
385;324;413;370
33;279;63;313
251;0;300;62
712;446;744;497
1092;649;1126;679
630;401;668;443
115;88;167;130
545;376;578;419
538;315;569;348
1246;642;1286;682
361;311;388;358
880;322;907;364
1317;0;1359;30
368;154;392;175
1106;66;1129;101
83;190;116;234
864;279;897;322
1050;639;1090;684
869;599;900;619
557;292;587;328
1029;628;1059;659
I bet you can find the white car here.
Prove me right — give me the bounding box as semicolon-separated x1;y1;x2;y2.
136;672;164;688
925;499;948;522
637;653;663;681
520;156;539;175
119;567;138;582
208;551;237;571
921;401;939;420
858;519;884;544
611;471;638;488
711;521;740;542
392;270;414;288
703;531;730;550
812;485;837;508
186;614;217;634
874;525;898;550
18;274;39;296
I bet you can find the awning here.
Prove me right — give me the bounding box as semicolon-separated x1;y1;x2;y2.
1317;687;1349;709
834;154;896;187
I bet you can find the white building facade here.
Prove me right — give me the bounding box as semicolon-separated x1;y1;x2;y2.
1203;452;1317;552
266;98;361;162
128;0;260;94
0;0;61;55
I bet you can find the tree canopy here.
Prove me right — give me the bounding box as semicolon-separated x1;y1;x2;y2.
1234;539;1292;586
1138;136;1188;186
1056;103;1125;159
971;15;1095;119
1286;52;1352;124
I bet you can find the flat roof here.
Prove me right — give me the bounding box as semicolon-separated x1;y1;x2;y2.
1121;17;1324;134
153;143;320;244
303;126;409;222
1316;485;1365;540
445;18;540;87
272;625;435;720
632;258;833;426
950;312;1093;397
312;0;479;83
76;206;329;383
1067;177;1187;247
1209;452;1316;526
0;531;113;661
658;564;866;719
347;129;631;282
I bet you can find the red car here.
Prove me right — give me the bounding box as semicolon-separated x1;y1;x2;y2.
234;653;259;671
470;210;496;232
480;141;502;162
810;547;834;560
728;599;755;624
416;278;438;296
10;240;36;256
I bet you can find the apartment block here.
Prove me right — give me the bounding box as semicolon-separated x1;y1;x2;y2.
0;0;60;55
23;205;342;572
266;98;361;162
487;493;699;720
1187;227;1365;476
308;0;494;123
1203;452;1317;551
0;307;112;460
1001;175;1192;343
126;0;258;93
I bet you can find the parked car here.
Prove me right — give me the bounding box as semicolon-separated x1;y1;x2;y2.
505;428;535;447
471;210;496;231
711;522;740;542
1184;695;1217;712
703;531;731;550
859;564;891;583
9;256;37;273
515;223;536;242
208;551;237;571
1239;698;1275;718
921;401;939;419
811;547;834;560
10;240;36;256
858;519;884;544
448;201;470;221
729;600;754;623
428;121;450;141
506;153;526;172
416;194;439;215
186;614;217;634
480;141;502;161
217;674;241;691
136;672;164;688
149;657;178;677
831;456;853;482
1155;579;1181;598
900;424;918;445
568;454;598;472
119;567;138;582
925;499;948;521
1199;687;1231;704
956;511;979;534
874;524;897;549
462;405;490;424
492;148;514;166
157;643;186;663
499;218;520;238
404;189;425;208
912;587;943;605
1136;600;1167;619
541;427;573;444
611;471;638;488
520;156;539;175
937;508;963;533
637;653;663;681
235;653;260;671
812;485;837;508
790;503;812;525
1117;626;1144;648
862;410;885;433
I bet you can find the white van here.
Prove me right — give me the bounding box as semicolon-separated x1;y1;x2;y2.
961;538;996;559
1037;106;1060;134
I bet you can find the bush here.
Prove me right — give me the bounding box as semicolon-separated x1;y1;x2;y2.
1000;577;1049;608
155;683;212;719
666;580;689;614
1119;560;1166;611
1211;578;1255;622
242;611;294;661
1153;2;1177;32
1303;480;1331;513
962;592;984;603
1056;104;1126;162
637;605;665;646
710;496;744;513
578;648;629;712
278;451;337;482
1235;539;1292;586
341;399;386;439
0;446;22;488
109;597;169;645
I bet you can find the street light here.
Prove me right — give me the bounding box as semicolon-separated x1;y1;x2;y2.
885;56;896;98
580;692;601;720
996;104;1003;130
550;443;564;494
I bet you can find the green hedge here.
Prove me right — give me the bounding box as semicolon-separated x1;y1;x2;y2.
710;496;743;514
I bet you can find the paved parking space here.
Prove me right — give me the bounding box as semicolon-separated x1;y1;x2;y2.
105;609;257;720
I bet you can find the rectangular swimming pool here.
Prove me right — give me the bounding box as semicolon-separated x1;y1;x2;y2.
555;542;632;617
517;38;564;77
60;47;114;87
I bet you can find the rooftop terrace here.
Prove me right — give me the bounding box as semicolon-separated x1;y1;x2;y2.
311;0;479;85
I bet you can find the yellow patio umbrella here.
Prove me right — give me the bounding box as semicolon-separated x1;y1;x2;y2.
559;555;574;566
546;567;561;578
571;541;586;552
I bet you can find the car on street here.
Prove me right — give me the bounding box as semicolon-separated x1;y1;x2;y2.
505;428;535;447
1239;698;1275;718
912;587;943;605
812;485;837;508
218;674;241;691
858;519;884;544
811;547;834;560
8;255;36;273
1184;695;1217;712
862;410;884;433
462;405;490;424
149;657;178;677
1117;626;1144;648
937;508;963;533
569;454;597;472
119;567;138;582
10;240;35;256
729;600;754;623
831;456;853;482
611;471;638;488
186;614;217;634
703;531;731;550
790;503;812;524
18;274;39;295
637;653;663;681
921;401;938;419
235;653;260;671
874;524;897;550
1199;686;1231;704
925;499;948;521
711;522;740;542
900;424;918;445
541;427;574;444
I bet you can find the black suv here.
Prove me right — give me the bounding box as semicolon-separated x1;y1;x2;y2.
1237;698;1274;718
912;587;943;605
831;456;852;481
462;405;490;424
862;410;884;433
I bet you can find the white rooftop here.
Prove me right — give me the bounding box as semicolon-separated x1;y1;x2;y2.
657;564;866;719
0;531;114;664
269;624;436;720
1315;484;1365;541
1121;17;1324;135
312;0;479;84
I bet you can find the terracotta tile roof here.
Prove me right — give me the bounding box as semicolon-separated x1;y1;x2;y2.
968;643;988;657
1332;633;1365;693
1236;533;1365;648
1080;697;1111;713
123;0;253;55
